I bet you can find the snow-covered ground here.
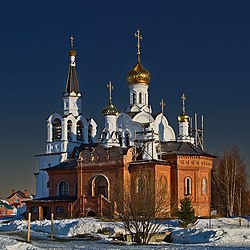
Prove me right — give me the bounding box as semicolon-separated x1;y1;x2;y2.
0;216;249;249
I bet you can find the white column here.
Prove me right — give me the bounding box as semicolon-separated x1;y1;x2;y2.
62;118;67;141
72;122;76;141
47;122;52;142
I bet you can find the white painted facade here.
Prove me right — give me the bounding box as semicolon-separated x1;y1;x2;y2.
35;40;97;198
100;78;176;160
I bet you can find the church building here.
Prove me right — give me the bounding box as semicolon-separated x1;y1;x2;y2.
26;31;214;220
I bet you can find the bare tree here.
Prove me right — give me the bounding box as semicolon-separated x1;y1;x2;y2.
114;172;170;244
212;145;249;217
234;161;249;223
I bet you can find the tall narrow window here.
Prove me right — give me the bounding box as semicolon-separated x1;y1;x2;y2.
67;120;72;140
139;92;142;104
133;92;136;104
74;182;78;196
58;180;69;196
88;124;93;143
160;175;168;191
135;176;146;194
184;177;192;195
102;131;107;140
118;133;122;146
77;121;83;141
52;118;61;141
202;177;207;194
125;132;130;147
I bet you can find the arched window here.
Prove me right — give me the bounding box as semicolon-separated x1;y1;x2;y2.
102;131;107;140
52;118;61;141
58;180;69;196
184;177;192;195
160;175;168;191
67;120;72;140
135;175;146;194
133;92;136;104
93;175;109;199
56;206;65;213
202;177;207;194
88;124;93;143
74;182;78;196
118;133;122;146
77;121;83;141
158;122;164;142
139;92;142;104
125;132;130;147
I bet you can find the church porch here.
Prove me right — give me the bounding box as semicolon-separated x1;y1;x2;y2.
71;194;115;218
25;196;76;220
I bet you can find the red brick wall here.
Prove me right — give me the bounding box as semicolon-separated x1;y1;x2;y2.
48;169;77;197
128;162;171;218
0;205;14;217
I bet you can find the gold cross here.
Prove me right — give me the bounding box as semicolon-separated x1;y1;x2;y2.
107;81;113;105
70;35;74;49
135;29;142;56
160;98;165;113
181;93;186;114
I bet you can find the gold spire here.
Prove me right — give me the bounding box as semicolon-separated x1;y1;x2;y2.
178;93;190;122
160;98;165;113
102;81;118;116
68;35;76;56
127;29;151;85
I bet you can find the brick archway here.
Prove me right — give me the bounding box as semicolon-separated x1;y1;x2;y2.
91;174;110;200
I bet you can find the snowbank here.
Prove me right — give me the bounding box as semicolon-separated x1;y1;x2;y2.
0;217;249;248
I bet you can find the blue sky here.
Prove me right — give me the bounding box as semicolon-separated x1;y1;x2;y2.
0;0;249;197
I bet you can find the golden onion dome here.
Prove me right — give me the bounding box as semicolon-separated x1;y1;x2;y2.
68;49;76;57
102;104;118;116
127;61;151;85
178;113;190;122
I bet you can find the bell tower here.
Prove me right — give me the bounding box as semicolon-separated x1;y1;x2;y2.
35;36;98;199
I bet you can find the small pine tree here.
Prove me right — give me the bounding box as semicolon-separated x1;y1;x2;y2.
178;196;197;227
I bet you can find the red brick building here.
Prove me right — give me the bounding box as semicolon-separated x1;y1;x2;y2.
26;142;214;220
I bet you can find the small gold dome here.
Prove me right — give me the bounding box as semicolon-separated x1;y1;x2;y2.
178;113;190;122
127;62;151;85
102;104;118;116
68;49;76;57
